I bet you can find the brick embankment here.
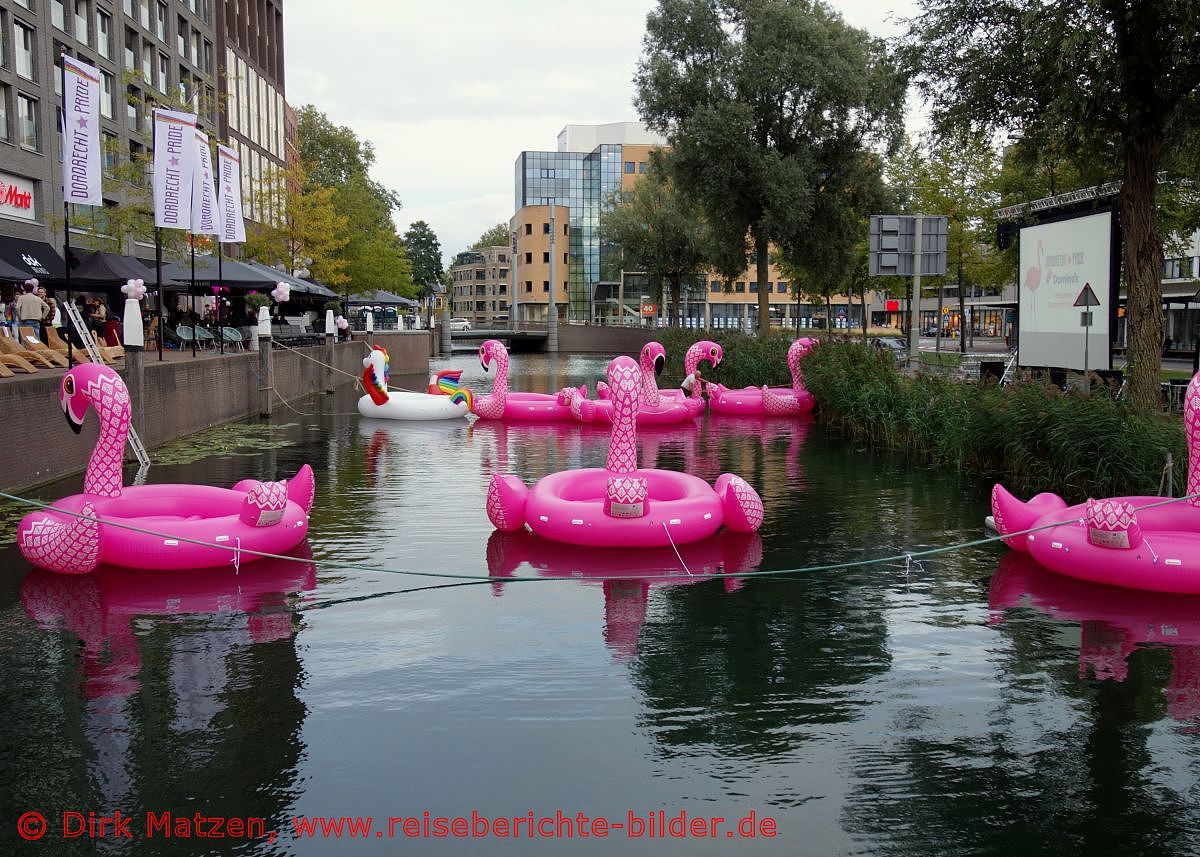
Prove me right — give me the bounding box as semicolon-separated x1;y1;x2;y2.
1;331;429;493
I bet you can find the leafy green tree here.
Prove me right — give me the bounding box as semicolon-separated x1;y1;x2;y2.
473;223;512;250
903;0;1200;409
599;155;710;327
404;221;445;302
635;0;905;336
887;132;1005;352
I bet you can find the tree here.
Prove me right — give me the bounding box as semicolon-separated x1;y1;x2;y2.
473;223;511;250
295;105;412;297
243;162;351;288
599;154;710;327
635;0;905;336
886;132;1005;352
903;0;1200;410
404;221;445;302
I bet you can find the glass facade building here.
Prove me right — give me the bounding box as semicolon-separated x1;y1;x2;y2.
515;144;622;321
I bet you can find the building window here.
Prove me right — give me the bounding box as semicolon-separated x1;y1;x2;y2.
74;0;89;44
52;0;67;30
157;52;168;92
543;281;549;292
778;281;789;295
1164;257;1191;279
156;1;166;41
750;282;758;293
524;252;531;264
97;10;111;57
542;252;549;263
735;281;746;293
102;131;117;175
638;162;646;173
624;161;635;173
524;223;531;235
710;281;720;292
14;20;35;80
124;28;136;69
176;15;186;55
123;0;133;17
100;70;114;118
17;93;37;149
0;87;9;142
138;0;149;29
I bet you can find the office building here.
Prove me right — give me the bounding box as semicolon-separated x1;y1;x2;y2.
449;244;509;325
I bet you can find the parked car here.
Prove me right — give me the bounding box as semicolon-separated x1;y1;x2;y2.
875;337;910;363
449;318;472;331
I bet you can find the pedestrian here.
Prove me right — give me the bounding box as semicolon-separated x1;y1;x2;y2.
15;282;49;340
681;366;707;399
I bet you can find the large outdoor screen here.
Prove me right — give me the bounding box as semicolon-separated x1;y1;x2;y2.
1018;211;1113;370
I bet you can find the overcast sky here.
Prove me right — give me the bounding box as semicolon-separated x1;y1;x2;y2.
284;1;921;266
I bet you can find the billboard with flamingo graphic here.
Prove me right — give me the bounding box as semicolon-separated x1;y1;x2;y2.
1018;210;1115;370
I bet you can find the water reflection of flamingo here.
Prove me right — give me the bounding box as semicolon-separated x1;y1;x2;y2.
1023;239;1043;326
989;551;1200;726
485;529;763;660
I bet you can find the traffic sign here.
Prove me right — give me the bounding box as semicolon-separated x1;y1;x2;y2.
868;215;949;276
640;302;657;317
1074;283;1100;307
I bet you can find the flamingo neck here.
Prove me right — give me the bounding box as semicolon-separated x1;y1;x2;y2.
683;345;701;378
640;359;661;407
1187;373;1200;505
83;376;130;498
606;369;639;475
491;351;509;399
790;352;804;393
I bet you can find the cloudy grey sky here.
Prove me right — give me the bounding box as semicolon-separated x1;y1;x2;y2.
284;1;921;265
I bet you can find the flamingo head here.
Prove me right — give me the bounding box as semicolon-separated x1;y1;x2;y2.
59;363;116;435
790;337;819;361
696;339;723;369
641;341;666;376
608;355;642;399
479;339;505;372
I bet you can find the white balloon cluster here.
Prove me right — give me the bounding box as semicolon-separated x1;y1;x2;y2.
24;278;38;289
335;315;349;331
121;278;147;300
271;281;291;303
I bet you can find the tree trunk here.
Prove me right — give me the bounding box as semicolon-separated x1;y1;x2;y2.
754;227;770;336
669;274;682;328
1121;136;1163;412
825;295;833;336
861;281;868;344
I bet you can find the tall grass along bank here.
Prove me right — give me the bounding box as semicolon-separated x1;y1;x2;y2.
803;340;1186;502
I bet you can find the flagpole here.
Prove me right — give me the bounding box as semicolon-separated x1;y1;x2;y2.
60;53;74;366
152;111;163;361
189;239;197;357
217;241;224;354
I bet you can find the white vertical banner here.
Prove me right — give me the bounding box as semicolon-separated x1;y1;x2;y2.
61;56;102;206
190;130;218;235
152;108;197;229
216;144;246;243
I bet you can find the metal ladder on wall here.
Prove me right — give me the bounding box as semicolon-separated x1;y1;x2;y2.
64;301;151;469
998;350;1019;386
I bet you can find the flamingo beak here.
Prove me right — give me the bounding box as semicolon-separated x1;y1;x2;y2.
654;354;665;376
61;395;85;434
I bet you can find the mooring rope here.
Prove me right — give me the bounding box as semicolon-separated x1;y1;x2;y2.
5;489;1198;585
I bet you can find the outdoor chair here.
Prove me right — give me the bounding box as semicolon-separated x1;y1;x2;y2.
0;328;57;369
175;325;197;349
193;326;218;349
163;325;184;349
221;326;245;350
44;325;89;365
16;327;68;367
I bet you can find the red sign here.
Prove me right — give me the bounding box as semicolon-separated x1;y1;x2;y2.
885;300;899;312
0;181;33;210
640;302;657;317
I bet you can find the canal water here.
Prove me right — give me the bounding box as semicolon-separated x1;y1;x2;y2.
1;353;1198;856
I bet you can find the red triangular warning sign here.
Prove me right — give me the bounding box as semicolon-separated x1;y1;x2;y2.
1074;284;1100;307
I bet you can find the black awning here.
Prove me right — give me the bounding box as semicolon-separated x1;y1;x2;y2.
0;236;67;281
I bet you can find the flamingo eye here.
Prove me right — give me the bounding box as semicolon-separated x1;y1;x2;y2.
709;347;717;357
64;377;74;395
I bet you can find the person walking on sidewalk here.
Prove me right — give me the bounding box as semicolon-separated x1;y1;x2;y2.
15;282;49;340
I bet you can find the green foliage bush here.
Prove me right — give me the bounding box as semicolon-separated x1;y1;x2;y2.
657;328;797;389
803;340;1187;502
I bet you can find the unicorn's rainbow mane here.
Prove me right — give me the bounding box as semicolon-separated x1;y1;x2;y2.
449;388;473;410
364;346;390;404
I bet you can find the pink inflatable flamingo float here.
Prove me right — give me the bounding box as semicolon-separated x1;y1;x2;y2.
655;340;723;416
472;338;583;421
17;364;314;575
577;342;698;425
708;337;818;416
990;369;1200;594
486;355;763;547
